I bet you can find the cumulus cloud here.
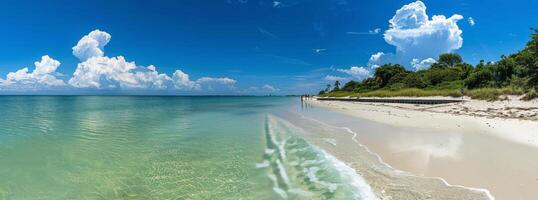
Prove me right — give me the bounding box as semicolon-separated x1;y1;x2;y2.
411;58;437;71
69;56;172;89
68;30;237;91
336;66;372;80
172;70;198;90
72;30;111;61
324;75;347;82
324;66;371;84
171;70;236;91
0;55;65;89
1;29;238;93
369;1;464;70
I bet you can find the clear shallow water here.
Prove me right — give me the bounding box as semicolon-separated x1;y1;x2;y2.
0;96;374;200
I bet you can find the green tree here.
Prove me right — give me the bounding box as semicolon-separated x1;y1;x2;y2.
423;67;463;86
333;80;341;91
523;29;538;88
455;63;474;79
373;64;408;87
493;55;516;86
342;80;360;91
403;73;427;88
438;53;463;67
357;77;381;92
465;69;494;89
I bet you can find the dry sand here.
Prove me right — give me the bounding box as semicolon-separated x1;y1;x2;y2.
298;96;538;200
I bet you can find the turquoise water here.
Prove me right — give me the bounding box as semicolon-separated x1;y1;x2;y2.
0;96;373;200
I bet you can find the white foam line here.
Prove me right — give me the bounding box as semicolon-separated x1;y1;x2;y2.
295;113;496;200
268;174;288;199
269;114;378;200
267;117;288;160
276;159;290;187
317;146;379;200
279;137;288;160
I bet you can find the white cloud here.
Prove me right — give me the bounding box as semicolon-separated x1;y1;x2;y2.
369;52;385;63
346;28;382;35
324;75;347;82
196;77;236;85
370;28;381;34
72;30;111;61
68;56;172;89
248;84;280;94
132;65;172;89
468;17;475;26
194;77;236;91
0;55;65;89
336;66;372;80
172;70;198;90
1;29;238;93
369;1;464;70
69;30;237;91
171;70;236;91
273;1;281;7
262;84;279;92
411;58;437;71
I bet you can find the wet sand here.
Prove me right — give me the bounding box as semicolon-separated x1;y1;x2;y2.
287;99;538;200
275;113;491;200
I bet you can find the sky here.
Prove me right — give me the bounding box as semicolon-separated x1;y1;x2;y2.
0;0;536;95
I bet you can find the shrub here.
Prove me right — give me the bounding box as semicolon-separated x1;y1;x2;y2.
403;73;427;88
357;88;458;97
341;80;360;92
424;67;463;85
437;80;464;90
324;91;353;97
464;69;494;89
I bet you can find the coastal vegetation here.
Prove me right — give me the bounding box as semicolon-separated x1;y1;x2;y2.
320;29;538;101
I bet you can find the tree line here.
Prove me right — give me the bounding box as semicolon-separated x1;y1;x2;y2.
320;29;538;100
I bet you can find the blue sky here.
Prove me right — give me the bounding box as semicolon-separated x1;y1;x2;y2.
0;0;536;95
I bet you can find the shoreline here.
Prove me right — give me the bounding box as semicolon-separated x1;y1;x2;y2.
302;97;538;199
270;113;493;199
308;96;538;148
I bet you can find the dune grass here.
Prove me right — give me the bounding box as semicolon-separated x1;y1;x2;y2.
354;88;462;98
321;86;535;101
521;89;538;101
464;88;502;101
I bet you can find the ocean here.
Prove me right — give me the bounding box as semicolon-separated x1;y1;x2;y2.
0;96;375;200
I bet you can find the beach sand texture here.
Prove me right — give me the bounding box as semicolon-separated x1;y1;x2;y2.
301;97;538;200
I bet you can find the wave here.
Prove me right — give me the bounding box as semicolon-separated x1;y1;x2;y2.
257;115;379;200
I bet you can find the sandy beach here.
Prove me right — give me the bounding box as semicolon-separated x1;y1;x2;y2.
296;96;538;200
